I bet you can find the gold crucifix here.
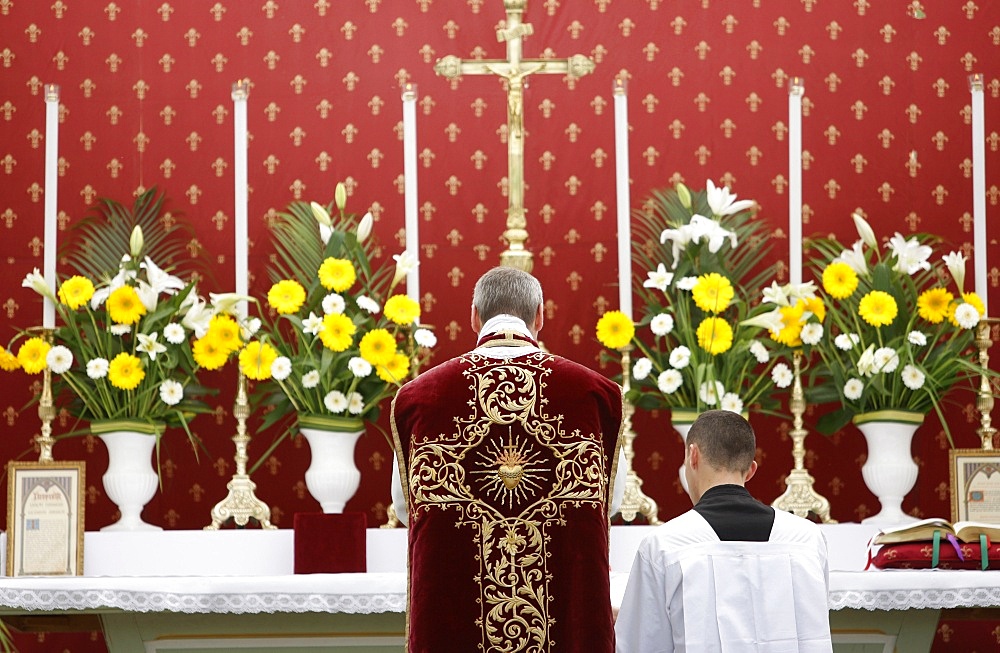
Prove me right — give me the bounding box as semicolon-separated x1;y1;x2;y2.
434;0;595;272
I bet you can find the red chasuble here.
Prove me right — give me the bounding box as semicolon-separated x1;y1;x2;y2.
391;333;623;653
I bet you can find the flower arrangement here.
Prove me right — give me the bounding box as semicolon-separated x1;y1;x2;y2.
599;180;783;415
749;213;985;436
11;223;237;437
241;183;434;431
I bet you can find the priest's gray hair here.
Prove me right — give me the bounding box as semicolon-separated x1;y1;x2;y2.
687;409;756;474
473;267;544;325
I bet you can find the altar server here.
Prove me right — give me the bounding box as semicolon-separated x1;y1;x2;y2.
391;266;625;652
615;410;832;653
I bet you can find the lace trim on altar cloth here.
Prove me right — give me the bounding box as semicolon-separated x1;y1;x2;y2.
829;586;1000;611
0;587;408;615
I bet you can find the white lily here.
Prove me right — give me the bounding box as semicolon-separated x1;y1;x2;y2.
136;332;168;361
706;179;755;217
335;182;347;212
785;281;818;303
182;297;214;338
21;268;56;301
310;201;332;227
643;263;674;292
942;251;967;293
129;225;144;257
856;344;877;378
852;213;878;249
659;224;694;268
760;281;789;306
210;292;253;314
741;309;785;336
357;212;373;243
135;281;159;312
689;214;738;253
835;241;868;276
392;251;419;286
141;256;186;296
887;232;932;275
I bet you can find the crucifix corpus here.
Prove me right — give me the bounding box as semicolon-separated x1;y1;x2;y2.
434;0;595;272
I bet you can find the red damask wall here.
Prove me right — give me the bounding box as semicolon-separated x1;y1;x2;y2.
1;1;999;650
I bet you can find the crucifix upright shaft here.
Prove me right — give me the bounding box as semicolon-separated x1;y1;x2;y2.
434;0;595;272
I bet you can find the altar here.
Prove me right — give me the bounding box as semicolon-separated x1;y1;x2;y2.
0;524;996;652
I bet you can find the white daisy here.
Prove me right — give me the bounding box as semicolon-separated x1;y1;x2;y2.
303;312;325;336
270;356;292;381
87;358;109;379
349;356;373;377
163;323;186;344
873;347;900;374
650;313;674;336
110;324;132;336
46;345;73;374
356;295;380;314
414;328;437;348
907;331;927;346
699;380;725;406
771;363;793;388
633;358;653;381
800;323;824;346
324;390;348;413
675;276;698;291
844;378;864;400
749;341;769;364
902;364;925;390
241;317;262;339
348;392;365;415
955;303;980;330
323;293;346;315
657;369;683;394
720;392;744;414
669;346;691;369
302;370;321;388
159;379;184;406
834;333;856;351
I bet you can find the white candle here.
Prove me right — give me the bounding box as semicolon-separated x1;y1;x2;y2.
402;83;420;304
43;84;59;329
232;79;249;320
788;78;804;286
971;73;988;315
613;77;632;321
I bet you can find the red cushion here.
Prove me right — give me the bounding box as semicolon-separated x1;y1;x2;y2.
871;540;1000;570
293;512;367;574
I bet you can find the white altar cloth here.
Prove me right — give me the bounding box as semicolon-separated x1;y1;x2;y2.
0;524;999;615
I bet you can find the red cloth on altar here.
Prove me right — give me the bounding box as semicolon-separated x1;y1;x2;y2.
391;334;623;653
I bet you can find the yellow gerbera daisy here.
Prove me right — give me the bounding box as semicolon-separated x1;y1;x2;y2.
963;292;986;317
770;302;805;347
916;287;952;324
206;314;242;353
239;341;278;380
377;352;411;383
108;352;145;390
858;290;898;327
107;286;146;325
595;310;635;349
319;313;356;352
318;257;357;292
696;316;734;355
16;337;51;374
821;262;858;300
359;328;397;366
58;276;96;309
803;296;826;323
0;345;21;372
267;280;306;314
384;295;421;325
192;334;230;370
691;273;735;314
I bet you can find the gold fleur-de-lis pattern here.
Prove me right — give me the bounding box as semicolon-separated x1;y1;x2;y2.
0;3;997;645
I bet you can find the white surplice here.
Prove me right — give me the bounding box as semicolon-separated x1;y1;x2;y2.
615;509;832;653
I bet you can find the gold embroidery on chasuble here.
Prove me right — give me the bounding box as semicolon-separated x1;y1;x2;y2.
408;351;609;652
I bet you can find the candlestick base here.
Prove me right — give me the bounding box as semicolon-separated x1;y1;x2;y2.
205;371;276;530
380;503;403;529
771;353;837;523
976;319;998;450
617;346;661;524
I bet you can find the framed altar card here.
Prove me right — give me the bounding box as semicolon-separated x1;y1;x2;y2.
6;461;85;577
950;449;1000;524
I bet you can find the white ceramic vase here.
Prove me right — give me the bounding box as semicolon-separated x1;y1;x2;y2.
97;426;163;532
300;416;365;513
672;410;700;494
854;410;924;526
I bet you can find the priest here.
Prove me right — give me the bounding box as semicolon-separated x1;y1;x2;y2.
390;266;625;652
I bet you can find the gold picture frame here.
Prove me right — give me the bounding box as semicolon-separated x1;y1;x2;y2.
6;461;85;577
949;448;1000;524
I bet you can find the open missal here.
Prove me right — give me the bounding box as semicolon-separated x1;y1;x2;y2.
873;517;1000;545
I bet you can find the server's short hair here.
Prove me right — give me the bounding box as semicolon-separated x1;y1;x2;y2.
686;410;756;473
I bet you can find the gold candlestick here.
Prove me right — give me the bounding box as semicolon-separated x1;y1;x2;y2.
976;318;997;450
771;353;836;522
36;364;56;463
617;346;661;524
206;370;276;530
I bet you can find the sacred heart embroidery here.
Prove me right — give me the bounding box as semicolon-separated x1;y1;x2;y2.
473;428;550;508
498;460;524;490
